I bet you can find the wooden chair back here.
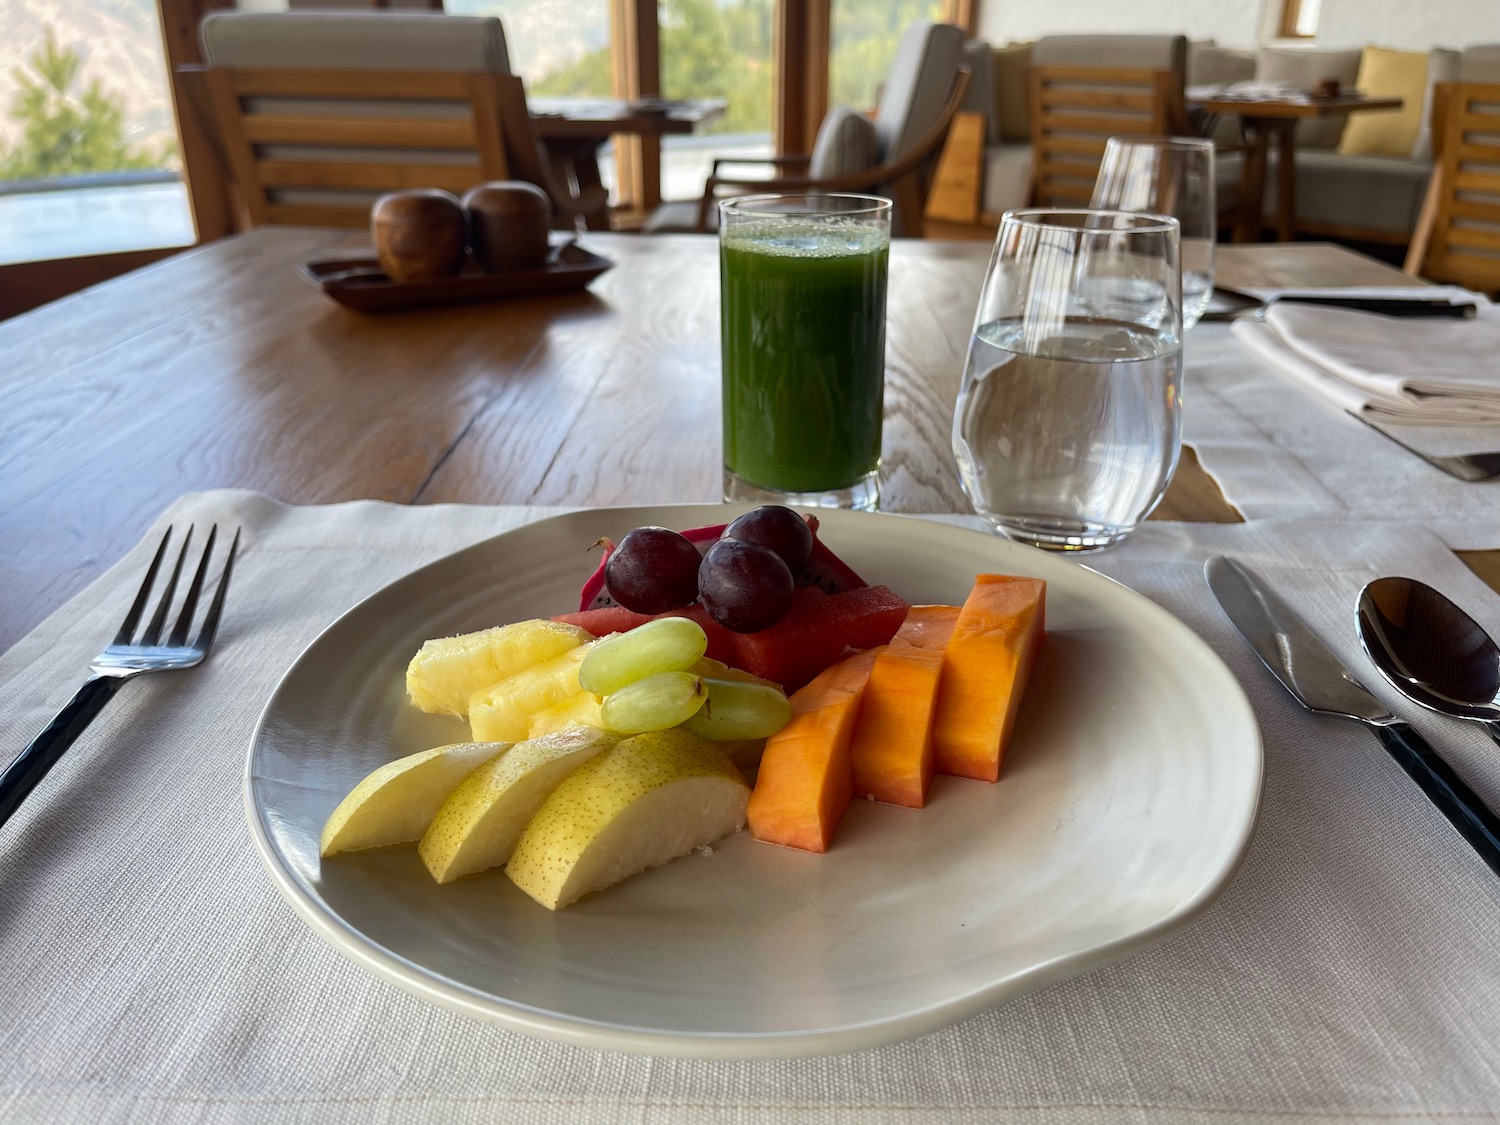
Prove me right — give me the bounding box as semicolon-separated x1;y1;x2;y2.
1405;81;1500;291
1028;66;1184;206
177;65;572;230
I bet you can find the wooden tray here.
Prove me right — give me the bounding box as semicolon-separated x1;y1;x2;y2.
300;241;613;313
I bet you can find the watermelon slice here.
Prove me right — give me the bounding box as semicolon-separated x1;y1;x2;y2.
578;514;866;612
556;585;910;692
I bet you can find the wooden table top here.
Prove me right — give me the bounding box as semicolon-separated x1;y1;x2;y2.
529;98;727;139
1188;94;1403;119
0;233;1484;652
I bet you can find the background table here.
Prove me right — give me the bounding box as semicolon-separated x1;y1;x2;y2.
0;232;1484;653
1190;94;1404;242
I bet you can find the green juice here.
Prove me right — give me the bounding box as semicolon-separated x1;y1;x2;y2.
720;221;889;494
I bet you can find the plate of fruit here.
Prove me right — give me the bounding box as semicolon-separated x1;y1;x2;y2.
246;504;1261;1058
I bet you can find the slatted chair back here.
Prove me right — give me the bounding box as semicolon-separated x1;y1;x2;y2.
1029;66;1184;206
178;65;516;229
1405;81;1500;291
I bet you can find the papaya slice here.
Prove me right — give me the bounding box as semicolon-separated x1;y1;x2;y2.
747;646;883;853
932;575;1046;782
847;605;961;809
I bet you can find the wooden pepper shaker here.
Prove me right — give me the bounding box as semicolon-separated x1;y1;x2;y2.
371;189;468;283
463;182;553;273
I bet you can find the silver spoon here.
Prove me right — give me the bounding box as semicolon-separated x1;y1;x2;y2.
1357;576;1500;748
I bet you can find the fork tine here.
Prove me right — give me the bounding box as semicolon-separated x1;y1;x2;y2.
169;525;219;647
140;527;194;647
113;528;174;646
193;527;239;655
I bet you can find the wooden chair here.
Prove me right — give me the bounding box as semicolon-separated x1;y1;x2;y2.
177;12;606;232
1405;81;1500;292
1029;66;1186;206
677;70;970;238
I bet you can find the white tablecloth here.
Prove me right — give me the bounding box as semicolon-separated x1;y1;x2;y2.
1183;320;1500;550
3;491;1500;1124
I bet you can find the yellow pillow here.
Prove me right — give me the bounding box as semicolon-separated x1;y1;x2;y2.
1337;46;1429;158
992;42;1033;142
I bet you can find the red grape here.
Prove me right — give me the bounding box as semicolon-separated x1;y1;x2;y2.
604;527;702;614
699;539;794;633
723;505;814;573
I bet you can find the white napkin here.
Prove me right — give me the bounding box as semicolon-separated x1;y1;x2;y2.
1230;295;1500;425
4;492;1500;1125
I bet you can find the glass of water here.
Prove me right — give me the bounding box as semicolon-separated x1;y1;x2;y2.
952;208;1183;551
1090;136;1215;328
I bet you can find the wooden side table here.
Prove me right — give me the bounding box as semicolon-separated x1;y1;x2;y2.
1190;94;1404;242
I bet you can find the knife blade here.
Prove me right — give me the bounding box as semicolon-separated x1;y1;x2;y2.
1205;556;1500;876
1202;288;1478;322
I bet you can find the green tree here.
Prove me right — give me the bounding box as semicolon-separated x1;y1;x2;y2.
0;29;170;181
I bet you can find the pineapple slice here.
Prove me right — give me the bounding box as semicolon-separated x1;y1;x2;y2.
470;641;595;742
406;620;591;718
528;690;605;738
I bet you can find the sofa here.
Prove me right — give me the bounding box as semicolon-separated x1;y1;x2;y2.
969;39;1500;246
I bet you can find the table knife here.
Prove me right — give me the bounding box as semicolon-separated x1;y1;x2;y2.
1205;556;1500;876
1204;288;1478;321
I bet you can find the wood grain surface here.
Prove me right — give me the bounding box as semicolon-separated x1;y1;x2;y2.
0;232;1482;652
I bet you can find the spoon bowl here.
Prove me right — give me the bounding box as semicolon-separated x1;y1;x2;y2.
1357;577;1500;738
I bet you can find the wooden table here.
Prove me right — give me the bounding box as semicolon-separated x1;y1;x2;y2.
529;99;727;229
0;233;1488;653
1191;94;1404;243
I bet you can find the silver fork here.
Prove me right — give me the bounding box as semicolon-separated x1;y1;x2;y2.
1348;411;1500;482
0;525;239;829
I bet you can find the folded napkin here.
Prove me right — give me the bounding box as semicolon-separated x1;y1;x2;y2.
1231;293;1500;425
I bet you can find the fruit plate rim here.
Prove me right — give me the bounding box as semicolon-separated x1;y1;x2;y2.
243;504;1263;1059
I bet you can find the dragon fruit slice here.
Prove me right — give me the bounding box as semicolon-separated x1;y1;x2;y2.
578;514;866;612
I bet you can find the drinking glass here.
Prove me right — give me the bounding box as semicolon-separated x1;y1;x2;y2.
1090;136;1215;328
952;209;1183;551
719;193;892;510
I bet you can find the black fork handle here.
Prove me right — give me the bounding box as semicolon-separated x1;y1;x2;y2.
0;676;125;829
1374;721;1500;877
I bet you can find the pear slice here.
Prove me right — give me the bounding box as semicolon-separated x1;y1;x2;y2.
507;728;750;911
418;727;620;884
406;619;592;718
320;741;510;857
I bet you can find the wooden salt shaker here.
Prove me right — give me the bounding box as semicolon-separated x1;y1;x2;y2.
371;189;468;283
463;182;553;273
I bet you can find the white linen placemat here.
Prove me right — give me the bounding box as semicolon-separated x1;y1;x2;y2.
1183;322;1500;549
3;491;1500;1125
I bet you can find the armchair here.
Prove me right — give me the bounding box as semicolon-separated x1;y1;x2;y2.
647;22;969;237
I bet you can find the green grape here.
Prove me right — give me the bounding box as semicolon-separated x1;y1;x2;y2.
579;618;709;696
600;671;707;734
681;678;792;741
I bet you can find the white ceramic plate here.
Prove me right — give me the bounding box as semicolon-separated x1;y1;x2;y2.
246;506;1262;1058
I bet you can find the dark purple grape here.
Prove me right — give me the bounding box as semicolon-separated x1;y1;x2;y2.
604;526;701;614
698;539;794;633
723;505;814;573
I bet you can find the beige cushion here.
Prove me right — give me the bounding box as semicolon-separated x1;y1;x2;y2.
809;107;879;179
991;42;1032;143
1032;34;1186;73
873;22;966;161
981;142;1031;215
1268;149;1432;236
200;12;512;73
1337;47;1430;158
1460;45;1500;82
1412;48;1461;161
1255;47;1362;148
1188;43;1255;87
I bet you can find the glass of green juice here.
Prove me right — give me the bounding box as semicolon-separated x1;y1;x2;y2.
719;193;892;510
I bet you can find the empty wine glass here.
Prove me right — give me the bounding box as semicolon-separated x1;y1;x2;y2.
952;209;1183;552
1091;137;1215;328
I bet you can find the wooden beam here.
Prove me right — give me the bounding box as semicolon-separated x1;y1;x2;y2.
158;0;236;241
774;0;829;157
610;0;660;213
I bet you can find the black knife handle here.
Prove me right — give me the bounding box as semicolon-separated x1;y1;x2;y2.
1374;721;1500;876
0;676;124;830
1275;297;1476;319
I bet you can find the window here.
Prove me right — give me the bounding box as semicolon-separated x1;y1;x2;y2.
830;0;951;112
0;24;193;265
1278;0;1322;40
